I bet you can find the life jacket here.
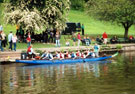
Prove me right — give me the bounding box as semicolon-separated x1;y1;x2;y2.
60;53;63;58
94;45;99;50
76;52;80;57
81;53;84;58
27;46;31;53
71;53;75;58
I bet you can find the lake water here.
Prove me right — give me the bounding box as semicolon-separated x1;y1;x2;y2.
1;52;135;94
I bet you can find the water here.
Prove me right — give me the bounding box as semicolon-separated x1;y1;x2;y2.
1;52;135;94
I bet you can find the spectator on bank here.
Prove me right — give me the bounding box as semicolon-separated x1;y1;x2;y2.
55;30;60;47
16;24;19;36
0;32;3;51
85;36;91;46
1;31;7;50
8;31;13;50
19;26;24;42
93;43;100;57
12;34;18;51
43;30;48;44
96;36;103;45
65;40;70;46
0;24;3;32
49;30;54;43
72;33;77;46
77;33;81;46
102;32;108;45
129;35;134;43
26;32;31;47
110;36;118;44
81;24;84;35
81;36;86;45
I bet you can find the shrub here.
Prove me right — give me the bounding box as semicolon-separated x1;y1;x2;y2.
116;44;123;49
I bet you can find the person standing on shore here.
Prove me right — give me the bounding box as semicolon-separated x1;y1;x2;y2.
81;24;84;35
0;32;3;51
102;32;108;45
26;32;31;47
77;33;81;46
8;31;13;51
93;43;100;57
55;30;60;47
0;24;3;32
1;31;7;50
12;34;18;51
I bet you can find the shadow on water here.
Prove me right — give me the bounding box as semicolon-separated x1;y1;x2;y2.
1;52;135;94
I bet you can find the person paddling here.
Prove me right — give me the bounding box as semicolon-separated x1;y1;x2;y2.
76;50;81;58
65;51;71;59
81;52;86;58
40;50;47;59
46;51;54;60
71;51;77;59
59;51;64;60
54;51;60;59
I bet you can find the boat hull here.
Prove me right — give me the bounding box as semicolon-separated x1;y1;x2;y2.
16;55;114;65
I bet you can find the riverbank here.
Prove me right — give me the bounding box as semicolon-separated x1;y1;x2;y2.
1;43;135;62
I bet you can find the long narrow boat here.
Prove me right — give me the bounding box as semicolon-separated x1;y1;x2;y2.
16;52;118;64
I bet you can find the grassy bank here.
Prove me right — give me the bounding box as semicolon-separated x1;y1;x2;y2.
68;10;135;37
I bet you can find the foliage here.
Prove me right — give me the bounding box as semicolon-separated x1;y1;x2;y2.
4;0;70;32
86;0;135;38
70;0;85;10
35;50;43;55
21;50;27;53
41;0;70;30
116;44;123;49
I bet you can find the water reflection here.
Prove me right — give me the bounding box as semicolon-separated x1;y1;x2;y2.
1;52;135;94
1;61;110;94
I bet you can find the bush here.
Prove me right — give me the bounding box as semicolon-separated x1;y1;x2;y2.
70;0;85;10
21;50;27;53
35;50;43;56
116;44;123;49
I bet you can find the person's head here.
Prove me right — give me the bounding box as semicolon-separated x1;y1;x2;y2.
87;37;89;39
10;31;12;33
14;34;16;37
43;50;46;53
30;44;33;47
77;50;80;52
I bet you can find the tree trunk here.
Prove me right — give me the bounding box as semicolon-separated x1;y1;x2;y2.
122;22;132;38
124;27;129;38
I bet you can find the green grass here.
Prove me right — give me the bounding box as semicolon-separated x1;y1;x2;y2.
68;10;135;37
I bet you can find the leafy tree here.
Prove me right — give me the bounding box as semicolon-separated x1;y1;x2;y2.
70;0;85;10
4;0;70;32
86;0;135;38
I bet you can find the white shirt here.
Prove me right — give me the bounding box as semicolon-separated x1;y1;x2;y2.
12;36;17;43
8;33;13;42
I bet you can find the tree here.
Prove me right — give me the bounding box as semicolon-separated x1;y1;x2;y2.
4;0;70;32
86;0;135;38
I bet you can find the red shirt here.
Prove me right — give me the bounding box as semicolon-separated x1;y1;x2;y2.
129;36;133;39
102;32;108;39
77;34;81;40
27;36;31;42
